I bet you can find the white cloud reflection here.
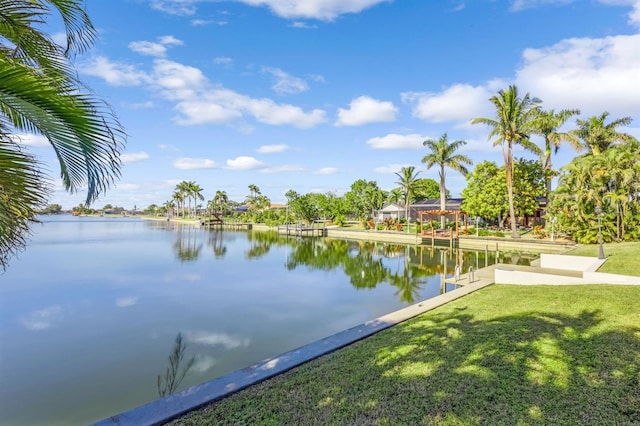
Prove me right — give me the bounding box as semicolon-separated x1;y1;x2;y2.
21;305;62;330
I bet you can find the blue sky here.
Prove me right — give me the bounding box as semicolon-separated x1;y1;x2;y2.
22;0;640;209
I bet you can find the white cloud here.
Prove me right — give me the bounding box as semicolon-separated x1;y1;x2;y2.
152;60;326;127
366;133;426;150
402;84;492;123
173;157;216;170
21;306;62;331
236;0;391;21
261;164;305;173
115;297;138;307
129;41;167;57
121;151;150;164
290;21;318;28
187;331;250;349
15;133;49;147
129;36;182;58
510;0;575;12
257;144;289;153
191;355;217;372
158;144;179;151
373;163;412;174
262;67;309;95
150;0;197;15
515;34;640;118
115;183;142;190
314;167;338;174
214;57;234;67
336;96;398;126
226;156;265;170
79;56;150;86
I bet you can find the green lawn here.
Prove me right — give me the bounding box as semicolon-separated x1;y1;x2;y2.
170;285;640;426
566;241;640;276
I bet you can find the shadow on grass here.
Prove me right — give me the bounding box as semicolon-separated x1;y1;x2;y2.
171;290;640;425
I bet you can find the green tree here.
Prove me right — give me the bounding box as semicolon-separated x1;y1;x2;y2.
421;133;472;228
532;108;581;197
471;85;542;238
512;158;546;219
572;112;635;156
413;178;444;201
394;166;421;221
0;0;125;267
548;138;640;243
461;161;508;225
345;179;386;221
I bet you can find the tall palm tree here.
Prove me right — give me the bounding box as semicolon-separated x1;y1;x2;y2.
189;182;204;217
421;133;472;229
394;166;421;222
471;85;542;238
572;112;635;156
212;190;228;213
532;108;581;197
0;0;126;267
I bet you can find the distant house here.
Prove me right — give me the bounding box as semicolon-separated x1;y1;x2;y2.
409;198;464;222
375;203;405;221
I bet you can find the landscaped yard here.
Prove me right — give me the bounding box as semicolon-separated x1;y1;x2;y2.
169;285;640;425
567;241;640;277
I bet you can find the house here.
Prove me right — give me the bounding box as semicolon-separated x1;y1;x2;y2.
375;203;405;221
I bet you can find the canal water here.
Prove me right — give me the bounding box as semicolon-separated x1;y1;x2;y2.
0;216;533;425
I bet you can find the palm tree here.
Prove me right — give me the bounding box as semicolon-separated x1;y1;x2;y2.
572;112;635;156
471;85;542;238
0;0;125;268
394;166;421;222
172;190;185;218
212;190;229;214
532;109;581;197
189;182;204;217
387;188;403;205
421;133;472;229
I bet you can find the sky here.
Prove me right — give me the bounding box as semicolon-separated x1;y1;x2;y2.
21;0;640;209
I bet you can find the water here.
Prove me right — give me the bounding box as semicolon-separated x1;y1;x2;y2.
0;216;533;425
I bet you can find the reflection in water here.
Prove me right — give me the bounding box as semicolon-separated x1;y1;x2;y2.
207;230;227;258
281;237;534;303
173;226;203;262
157;333;196;397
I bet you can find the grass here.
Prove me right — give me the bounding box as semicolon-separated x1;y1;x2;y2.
169;285;640;426
566;241;640;277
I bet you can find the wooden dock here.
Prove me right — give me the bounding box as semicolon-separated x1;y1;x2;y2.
277;225;326;237
200;220;252;231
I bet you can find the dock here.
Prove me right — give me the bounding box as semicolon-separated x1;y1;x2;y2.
200;220;252;231
277;224;326;237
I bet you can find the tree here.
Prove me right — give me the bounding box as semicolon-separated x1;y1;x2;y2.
210;190;229;214
548;138;640;243
471;85;542;238
345;179;386;221
0;0;125;268
572;112;635;156
532;108;581;197
461;161;508;225
413;178;444;201
394;166;421;221
421;133;472;228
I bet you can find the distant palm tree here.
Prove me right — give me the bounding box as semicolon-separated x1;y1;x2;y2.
189;182;204;217
387;188;403;205
572;112;635;156
394;166;421;222
212;190;229;214
471;85;542;238
532;108;581;197
421;133;472;229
